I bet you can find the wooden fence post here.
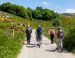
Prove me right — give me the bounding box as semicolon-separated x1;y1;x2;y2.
13;29;14;38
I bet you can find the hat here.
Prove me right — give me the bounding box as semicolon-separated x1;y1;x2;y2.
38;26;41;27
59;29;62;32
27;25;30;28
58;26;61;30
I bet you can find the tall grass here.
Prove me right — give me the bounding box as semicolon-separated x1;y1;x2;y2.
0;11;52;58
0;28;25;58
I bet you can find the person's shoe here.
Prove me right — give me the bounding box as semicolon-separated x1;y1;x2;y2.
38;45;40;48
51;42;53;44
61;48;63;51
37;44;39;46
56;47;59;50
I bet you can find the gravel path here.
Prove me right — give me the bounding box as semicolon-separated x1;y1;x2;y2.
17;29;75;58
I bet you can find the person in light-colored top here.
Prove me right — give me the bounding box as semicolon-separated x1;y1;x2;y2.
56;27;64;51
26;25;32;44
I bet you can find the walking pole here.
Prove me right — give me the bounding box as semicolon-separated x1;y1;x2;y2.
13;29;14;38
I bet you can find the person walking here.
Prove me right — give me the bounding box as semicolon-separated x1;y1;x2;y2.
48;27;55;44
36;26;42;47
56;27;64;51
26;25;32;44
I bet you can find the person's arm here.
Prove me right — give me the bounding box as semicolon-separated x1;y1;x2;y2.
48;29;50;35
26;29;27;33
30;27;32;33
31;29;32;33
53;30;56;36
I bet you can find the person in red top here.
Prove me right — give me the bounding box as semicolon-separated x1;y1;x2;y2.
48;27;55;44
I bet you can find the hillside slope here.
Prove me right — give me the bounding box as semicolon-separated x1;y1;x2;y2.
0;11;75;58
0;11;51;58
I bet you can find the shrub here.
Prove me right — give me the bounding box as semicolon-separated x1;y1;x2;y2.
52;19;60;27
63;28;75;51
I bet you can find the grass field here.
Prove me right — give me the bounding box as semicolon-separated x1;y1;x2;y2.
0;11;51;58
0;11;75;58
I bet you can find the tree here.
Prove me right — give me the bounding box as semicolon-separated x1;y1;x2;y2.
27;7;32;20
0;2;58;20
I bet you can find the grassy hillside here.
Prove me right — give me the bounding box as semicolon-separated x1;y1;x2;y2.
58;15;75;35
0;11;75;58
0;11;51;58
0;11;26;58
59;15;75;53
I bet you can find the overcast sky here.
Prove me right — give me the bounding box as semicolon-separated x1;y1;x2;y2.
0;0;75;13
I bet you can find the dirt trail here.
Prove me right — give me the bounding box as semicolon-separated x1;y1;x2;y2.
17;29;75;58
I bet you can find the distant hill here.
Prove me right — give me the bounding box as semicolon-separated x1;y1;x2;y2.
62;13;75;16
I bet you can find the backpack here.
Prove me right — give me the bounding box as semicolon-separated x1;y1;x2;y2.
26;28;32;35
50;30;54;35
57;32;64;38
37;27;42;35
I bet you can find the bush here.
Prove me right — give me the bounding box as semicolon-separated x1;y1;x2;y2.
52;19;60;27
63;28;75;52
0;2;57;20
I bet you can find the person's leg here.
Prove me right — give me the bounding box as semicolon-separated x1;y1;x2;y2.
57;39;60;50
29;36;31;44
50;35;54;44
36;36;39;46
39;35;42;44
60;39;63;51
52;35;54;43
58;39;63;50
27;36;30;44
50;35;52;44
27;36;29;44
38;36;41;48
37;35;41;47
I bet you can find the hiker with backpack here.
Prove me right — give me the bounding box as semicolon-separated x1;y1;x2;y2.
48;27;55;44
26;25;32;44
56;27;64;51
36;26;42;47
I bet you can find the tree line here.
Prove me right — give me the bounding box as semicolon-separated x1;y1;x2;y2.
0;2;58;20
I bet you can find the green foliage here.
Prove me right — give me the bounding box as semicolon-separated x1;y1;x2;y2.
59;15;75;27
0;7;75;56
0;11;52;57
0;2;57;20
0;13;26;58
0;2;28;19
63;28;75;52
32;7;57;20
52;19;60;27
0;28;25;58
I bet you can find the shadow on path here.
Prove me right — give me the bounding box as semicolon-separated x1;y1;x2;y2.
46;49;68;53
26;44;37;48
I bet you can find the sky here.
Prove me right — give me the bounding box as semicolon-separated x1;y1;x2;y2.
0;0;75;13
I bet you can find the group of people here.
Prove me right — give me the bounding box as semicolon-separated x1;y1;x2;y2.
48;26;64;51
25;25;42;47
25;25;64;51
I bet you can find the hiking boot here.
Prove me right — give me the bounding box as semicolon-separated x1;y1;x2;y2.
61;48;63;51
38;45;40;48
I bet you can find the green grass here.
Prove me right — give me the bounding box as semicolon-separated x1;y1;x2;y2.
0;11;52;58
0;28;25;58
71;50;75;54
0;11;26;58
60;15;75;53
0;10;75;58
